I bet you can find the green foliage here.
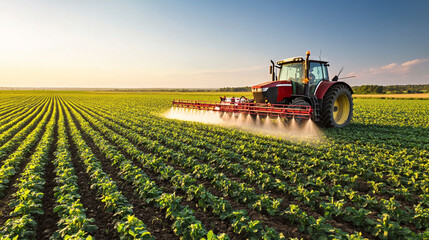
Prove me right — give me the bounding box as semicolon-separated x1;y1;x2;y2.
352;84;429;94
353;85;384;94
217;86;252;92
0;91;427;240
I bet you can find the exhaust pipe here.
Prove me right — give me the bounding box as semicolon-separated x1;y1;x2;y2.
270;60;276;82
304;51;310;95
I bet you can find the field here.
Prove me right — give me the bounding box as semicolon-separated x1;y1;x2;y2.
0;91;428;240
353;93;429;99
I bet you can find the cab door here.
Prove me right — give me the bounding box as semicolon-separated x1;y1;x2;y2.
309;62;329;94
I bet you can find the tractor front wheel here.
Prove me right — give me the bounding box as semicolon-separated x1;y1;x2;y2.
321;84;353;128
291;98;310;126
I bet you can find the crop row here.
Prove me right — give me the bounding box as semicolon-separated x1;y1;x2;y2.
77;96;426;199
77;100;425;238
100;103;428;208
0;98;54;197
62;97;234;239
0;95;42;116
66;95;428;239
64;98;369;239
162;116;426;199
0;98;57;238
125;113;427;232
0;97;50;146
62;97;285;239
0;96;46;128
0;93;426;239
0;99;49;161
61;99;155;239
51;99;96;239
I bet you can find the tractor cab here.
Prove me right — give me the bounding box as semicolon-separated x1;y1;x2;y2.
277;58;329;95
251;52;331;105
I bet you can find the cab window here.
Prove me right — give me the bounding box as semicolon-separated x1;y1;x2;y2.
309;62;325;84
309;62;328;94
278;62;304;82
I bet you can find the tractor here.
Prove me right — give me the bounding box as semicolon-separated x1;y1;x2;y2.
173;51;353;128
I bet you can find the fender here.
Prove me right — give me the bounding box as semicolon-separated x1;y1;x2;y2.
315;81;353;99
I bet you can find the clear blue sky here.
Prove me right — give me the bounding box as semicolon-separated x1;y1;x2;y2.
1;0;428;88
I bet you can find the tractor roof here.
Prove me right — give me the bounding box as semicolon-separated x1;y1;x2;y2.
277;57;328;65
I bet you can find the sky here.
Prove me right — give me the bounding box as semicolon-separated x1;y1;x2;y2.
1;0;429;88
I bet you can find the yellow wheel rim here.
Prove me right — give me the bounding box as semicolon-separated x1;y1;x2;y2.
333;94;350;125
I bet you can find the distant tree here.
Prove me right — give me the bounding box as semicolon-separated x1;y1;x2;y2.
217;86;251;92
353;85;384;94
353;84;428;94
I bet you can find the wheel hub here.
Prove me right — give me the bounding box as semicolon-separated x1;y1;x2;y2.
333;94;350;125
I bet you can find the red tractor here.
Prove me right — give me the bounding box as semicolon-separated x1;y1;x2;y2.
173;51;353;128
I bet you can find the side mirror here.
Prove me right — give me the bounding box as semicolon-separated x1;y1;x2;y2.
269;66;273;74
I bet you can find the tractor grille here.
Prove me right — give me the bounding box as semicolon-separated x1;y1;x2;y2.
253;92;265;103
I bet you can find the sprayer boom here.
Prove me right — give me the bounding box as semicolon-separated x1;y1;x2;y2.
172;100;312;119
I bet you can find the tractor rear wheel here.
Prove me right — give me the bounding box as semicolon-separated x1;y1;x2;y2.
321;84;353;128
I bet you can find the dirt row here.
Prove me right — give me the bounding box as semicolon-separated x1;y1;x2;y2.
35;100;60;239
65;99;311;239
68;100;366;237
63;100;179;239
0;99;54;228
77;96;428;237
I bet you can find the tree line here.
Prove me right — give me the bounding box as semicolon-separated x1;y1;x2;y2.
352;84;429;94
